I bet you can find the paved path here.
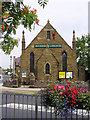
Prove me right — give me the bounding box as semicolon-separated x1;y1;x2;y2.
0;83;42;91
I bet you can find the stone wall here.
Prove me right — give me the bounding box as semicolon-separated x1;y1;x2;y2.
20;21;78;84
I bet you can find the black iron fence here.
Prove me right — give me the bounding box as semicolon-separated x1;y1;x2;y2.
0;92;90;119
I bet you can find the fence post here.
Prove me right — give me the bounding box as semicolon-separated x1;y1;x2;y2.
27;95;28;119
5;94;7;119
41;95;42;120
14;94;15;119
35;95;38;120
1;93;2;120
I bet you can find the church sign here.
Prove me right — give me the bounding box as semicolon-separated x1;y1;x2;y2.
49;44;62;48
34;44;62;48
22;71;26;77
59;71;73;79
34;44;46;48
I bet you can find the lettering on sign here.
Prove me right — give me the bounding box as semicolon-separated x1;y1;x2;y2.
34;44;62;48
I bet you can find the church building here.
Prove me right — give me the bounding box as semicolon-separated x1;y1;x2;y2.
17;20;78;85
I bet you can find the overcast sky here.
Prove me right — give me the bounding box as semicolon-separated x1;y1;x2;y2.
0;0;89;69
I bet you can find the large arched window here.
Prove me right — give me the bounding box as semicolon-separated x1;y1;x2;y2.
30;52;34;73
46;63;50;74
62;52;67;71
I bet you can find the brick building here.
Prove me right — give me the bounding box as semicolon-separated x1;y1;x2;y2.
18;20;78;85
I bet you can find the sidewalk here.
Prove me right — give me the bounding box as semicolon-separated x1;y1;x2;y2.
0;83;42;92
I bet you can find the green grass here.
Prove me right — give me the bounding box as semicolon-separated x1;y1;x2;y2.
0;89;39;94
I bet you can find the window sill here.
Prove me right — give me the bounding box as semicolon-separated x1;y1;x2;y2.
45;74;51;76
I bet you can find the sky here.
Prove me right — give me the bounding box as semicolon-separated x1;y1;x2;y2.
0;0;89;69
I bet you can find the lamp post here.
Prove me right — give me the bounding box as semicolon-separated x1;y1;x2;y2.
10;56;12;77
18;69;20;87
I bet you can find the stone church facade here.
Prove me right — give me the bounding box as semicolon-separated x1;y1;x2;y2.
19;20;78;84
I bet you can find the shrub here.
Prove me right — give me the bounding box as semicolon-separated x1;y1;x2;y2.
40;81;89;116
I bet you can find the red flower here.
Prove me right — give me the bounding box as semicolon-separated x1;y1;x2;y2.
74;90;78;95
71;104;74;106
61;95;63;97
67;82;69;84
30;10;33;13
25;8;28;13
72;96;77;101
6;26;9;29
72;96;75;100
71;92;75;96
54;86;57;90
67;81;71;84
66;87;69;90
2;25;5;31
36;19;39;24
70;81;71;84
85;90;88;93
70;88;73;91
74;87;76;89
68;95;70;97
72;101;76;104
33;8;37;14
22;8;28;15
67;84;70;86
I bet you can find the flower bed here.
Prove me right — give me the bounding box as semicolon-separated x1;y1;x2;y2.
40;81;90;116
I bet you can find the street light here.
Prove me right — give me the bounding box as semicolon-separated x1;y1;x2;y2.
10;56;12;78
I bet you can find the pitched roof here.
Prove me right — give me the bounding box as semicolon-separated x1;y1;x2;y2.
25;21;72;50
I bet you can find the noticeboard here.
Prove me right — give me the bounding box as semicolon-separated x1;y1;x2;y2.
22;71;26;77
66;72;73;79
59;71;73;79
59;72;65;78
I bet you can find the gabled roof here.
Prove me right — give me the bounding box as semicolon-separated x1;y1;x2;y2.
25;20;72;50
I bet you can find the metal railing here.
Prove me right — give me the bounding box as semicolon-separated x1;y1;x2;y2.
0;92;90;119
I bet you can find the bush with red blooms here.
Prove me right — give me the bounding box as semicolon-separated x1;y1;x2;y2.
40;81;89;116
1;2;40;54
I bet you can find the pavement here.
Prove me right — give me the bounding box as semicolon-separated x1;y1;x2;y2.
0;83;42;92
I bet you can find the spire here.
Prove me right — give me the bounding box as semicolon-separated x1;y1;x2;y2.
72;30;76;50
22;30;25;54
73;30;75;41
22;30;25;42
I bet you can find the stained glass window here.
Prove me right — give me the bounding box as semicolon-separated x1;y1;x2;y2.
30;52;34;73
62;52;67;71
46;63;50;74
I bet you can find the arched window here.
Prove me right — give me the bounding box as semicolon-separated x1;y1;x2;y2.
62;52;67;71
30;52;34;73
46;63;50;74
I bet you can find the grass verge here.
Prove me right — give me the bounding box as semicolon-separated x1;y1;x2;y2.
0;89;39;94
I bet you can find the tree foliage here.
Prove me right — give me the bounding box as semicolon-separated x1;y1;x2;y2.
76;34;90;69
1;0;48;54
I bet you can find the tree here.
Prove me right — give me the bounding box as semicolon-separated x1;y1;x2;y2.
0;0;48;54
76;34;90;69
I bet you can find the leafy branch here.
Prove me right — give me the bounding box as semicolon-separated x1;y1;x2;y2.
1;0;48;54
